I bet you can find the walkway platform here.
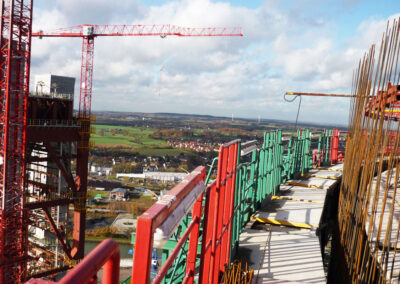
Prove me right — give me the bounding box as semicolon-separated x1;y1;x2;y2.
238;164;343;283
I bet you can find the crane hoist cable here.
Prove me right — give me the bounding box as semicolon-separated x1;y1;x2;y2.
283;92;302;130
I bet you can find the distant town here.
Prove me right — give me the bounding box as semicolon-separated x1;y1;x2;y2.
83;110;346;243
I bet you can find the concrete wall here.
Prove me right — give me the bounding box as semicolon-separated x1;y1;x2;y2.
34;74;51;94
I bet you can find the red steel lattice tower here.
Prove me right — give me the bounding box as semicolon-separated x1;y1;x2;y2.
0;0;33;283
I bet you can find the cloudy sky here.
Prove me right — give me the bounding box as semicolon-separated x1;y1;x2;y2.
31;0;399;125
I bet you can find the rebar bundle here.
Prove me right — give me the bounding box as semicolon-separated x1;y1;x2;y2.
222;260;254;284
339;17;400;283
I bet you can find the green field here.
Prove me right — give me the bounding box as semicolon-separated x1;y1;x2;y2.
91;124;187;155
92;125;167;147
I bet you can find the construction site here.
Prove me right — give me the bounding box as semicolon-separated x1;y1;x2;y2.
0;0;399;283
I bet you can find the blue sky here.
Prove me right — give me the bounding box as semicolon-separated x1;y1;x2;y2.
31;0;400;125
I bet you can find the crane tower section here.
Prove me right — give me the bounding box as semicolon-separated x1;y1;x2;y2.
0;0;33;283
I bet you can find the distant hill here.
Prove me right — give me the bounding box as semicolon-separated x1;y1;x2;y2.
91;110;347;130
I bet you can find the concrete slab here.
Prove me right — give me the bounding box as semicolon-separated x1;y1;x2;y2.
256;199;323;226
237;226;270;268
307;170;342;178
320;163;344;171
237;165;343;284
279;185;327;202
257;227;325;283
238;226;326;284
286;177;337;190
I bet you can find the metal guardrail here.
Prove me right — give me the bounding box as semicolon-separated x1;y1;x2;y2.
28;119;81;127
29;92;73;101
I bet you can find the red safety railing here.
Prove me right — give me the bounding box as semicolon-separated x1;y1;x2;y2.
331;128;340;164
199;140;239;284
132;166;206;284
131;140;239;283
312;129;342;167
26;239;120;284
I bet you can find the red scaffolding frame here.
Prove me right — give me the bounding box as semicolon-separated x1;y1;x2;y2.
199;140;239;283
0;0;33;283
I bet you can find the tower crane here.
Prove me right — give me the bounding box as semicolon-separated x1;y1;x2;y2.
34;24;243;120
25;24;242;279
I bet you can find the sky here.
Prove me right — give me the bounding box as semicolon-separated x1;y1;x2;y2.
31;0;400;126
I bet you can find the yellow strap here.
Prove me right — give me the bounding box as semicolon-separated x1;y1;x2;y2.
251;217;318;229
271;195;324;204
285;181;324;189
316;167;342;172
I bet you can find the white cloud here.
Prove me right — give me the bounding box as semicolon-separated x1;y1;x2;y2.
30;0;399;125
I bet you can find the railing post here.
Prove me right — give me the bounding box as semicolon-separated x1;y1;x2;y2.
277;130;283;186
325;129;331;164
199;140;239;284
103;246;121;284
331;128;339;164
316;133;322;167
132;218;154;283
225;142;239;264
211;146;228;283
232;141;242;258
185;192;204;284
198;182;214;283
250;149;258;211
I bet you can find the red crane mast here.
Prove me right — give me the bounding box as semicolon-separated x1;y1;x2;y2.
0;0;33;283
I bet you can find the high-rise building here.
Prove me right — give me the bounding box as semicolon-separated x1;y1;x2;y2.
33;74;75;100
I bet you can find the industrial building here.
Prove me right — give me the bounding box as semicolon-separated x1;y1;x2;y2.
116;172;188;183
26;74;78;277
33;74;75;99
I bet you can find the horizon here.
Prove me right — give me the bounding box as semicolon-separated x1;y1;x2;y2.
91;109;349;128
